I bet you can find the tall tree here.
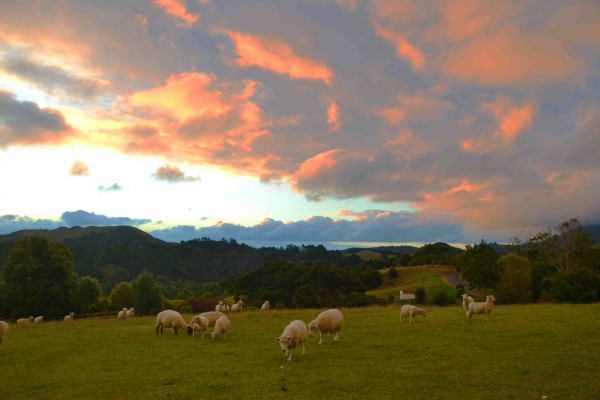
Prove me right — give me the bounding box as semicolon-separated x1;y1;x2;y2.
459;240;503;296
109;282;136;310
1;237;78;317
133;269;163;315
76;276;103;313
494;254;533;304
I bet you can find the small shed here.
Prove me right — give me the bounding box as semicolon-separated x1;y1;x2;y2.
400;289;416;300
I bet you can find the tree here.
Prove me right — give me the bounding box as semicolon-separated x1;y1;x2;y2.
494;255;533;304
388;267;399;279
359;269;384;289
550;268;600;303
2;237;78;317
77;276;103;313
133;269;163;315
528;219;594;272
109;282;136;310
415;287;426;304
459;240;504;296
399;253;412;266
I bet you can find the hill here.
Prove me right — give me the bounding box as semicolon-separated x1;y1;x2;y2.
353;250;384;261
367;265;458;300
343;245;417;255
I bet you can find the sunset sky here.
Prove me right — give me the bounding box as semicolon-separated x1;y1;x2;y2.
1;0;599;248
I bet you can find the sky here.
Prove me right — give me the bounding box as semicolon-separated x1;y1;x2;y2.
0;0;599;248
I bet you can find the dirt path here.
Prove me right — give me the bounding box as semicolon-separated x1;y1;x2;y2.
444;272;473;291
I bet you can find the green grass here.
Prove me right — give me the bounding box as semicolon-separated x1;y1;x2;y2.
368;265;457;299
352;250;382;261
1;304;599;399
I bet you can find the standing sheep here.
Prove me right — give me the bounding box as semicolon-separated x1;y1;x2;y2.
212;316;230;341
118;307;128;319
308;309;344;344
462;294;475;311
196;311;225;327
467;295;496;321
275;320;307;361
64;312;74;321
0;321;8;348
215;301;224;312
223;302;231;313
156;310;192;335
34;316;43;324
17;316;34;325
192;316;209;338
126;307;135;318
261;301;270;311
230;300;243;313
400;305;427;323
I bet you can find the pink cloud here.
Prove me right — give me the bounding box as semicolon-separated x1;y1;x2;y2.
327;101;341;131
373;24;425;71
153;0;199;26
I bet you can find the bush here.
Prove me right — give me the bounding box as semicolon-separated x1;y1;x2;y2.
163;298;177;311
429;291;455;306
387;267;399;279
346;292;386;307
359;270;384;289
180;305;193;314
387;294;395;303
179;298;219;313
415;287;426;304
550;268;600;303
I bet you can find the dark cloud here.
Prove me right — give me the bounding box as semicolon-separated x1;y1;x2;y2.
151;165;201;183
60;210;151;227
0;56;106;98
98;183;124;193
0;215;62;235
0;89;72;148
69;161;91;177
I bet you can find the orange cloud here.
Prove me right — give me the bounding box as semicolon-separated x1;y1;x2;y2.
327;101;341;131
294;149;341;181
374;24;425;70
153;0;199;26
219;30;333;84
495;104;534;145
376;91;454;125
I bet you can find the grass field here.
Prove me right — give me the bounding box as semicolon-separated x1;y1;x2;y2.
1;304;599;399
352;250;383;261
368;265;457;300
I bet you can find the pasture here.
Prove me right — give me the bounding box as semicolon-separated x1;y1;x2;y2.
1;304;599;399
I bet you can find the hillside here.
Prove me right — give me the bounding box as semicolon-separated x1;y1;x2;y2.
367;265;459;300
353;250;384;261
344;245;417;255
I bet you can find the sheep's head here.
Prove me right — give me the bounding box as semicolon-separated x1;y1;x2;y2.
420;309;427;317
462;294;469;300
186;325;193;335
487;295;496;303
275;336;292;351
308;321;318;337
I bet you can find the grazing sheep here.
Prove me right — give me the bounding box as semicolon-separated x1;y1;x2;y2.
215;301;224;312
308;309;344;344
156;310;192;335
126;307;134;318
261;301;270;311
0;321;8;348
276;320;307;361
467;295;496;321
462;294;475;311
17;316;34;325
400;305;427;323
196;311;226;327
34;316;43;324
192;316;209;338
230;300;243;313
212;316;230;341
64;312;74;321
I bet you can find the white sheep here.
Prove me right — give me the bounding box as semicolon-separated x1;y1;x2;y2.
400;305;427;323
261;301;270;311
118;307;128;319
126;307;134;318
196;311;225;327
215;301;224;312
275;320;307;361
64;312;74;321
230;300;243;313
212;316;230;341
156;310;192;335
0;320;8;348
224;303;231;313
34;316;43;324
308;309;344;344
192;316;209;338
17;316;34;325
462;294;475;311
467;295;496;321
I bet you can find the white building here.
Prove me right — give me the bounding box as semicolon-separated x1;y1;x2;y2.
400;289;416;300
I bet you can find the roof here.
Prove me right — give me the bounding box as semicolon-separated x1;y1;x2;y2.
401;289;416;294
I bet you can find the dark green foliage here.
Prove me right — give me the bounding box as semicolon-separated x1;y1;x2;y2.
494;254;534;304
359;269;384;289
458;240;503;294
179;298;219;313
76;276;103;313
415;287;426;304
387;267;399;279
455;283;465;298
1;237;78;317
338;254;362;268
109;282;136;310
162;298;177;311
294;285;319;308
180;305;193;313
387;294;395;303
429;291;455;306
410;243;463;266
550;268;600;303
175;288;194;300
133;269;163;315
346;292;386;307
399;253;412;266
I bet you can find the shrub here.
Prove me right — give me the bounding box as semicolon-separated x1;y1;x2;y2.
388;294;395;303
550;268;600;303
360;270;384;289
388;267;399;279
163;298;177;311
179;298;219;313
346;292;386;307
415;287;426;304
429;291;455;306
180;305;193;314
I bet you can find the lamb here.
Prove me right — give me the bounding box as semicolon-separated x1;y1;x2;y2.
192;316;209;338
118;307;128;319
215;301;224;312
195;311;225;327
156;310;192;335
64;312;74;321
0;321;8;348
17;316;34;325
462;294;475;311
125;307;134;318
467;295;496;321
308;309;344;344
34;316;43;324
261;301;270;311
223;302;230;313
212;316;230;341
230;300;243;313
275;320;307;361
400;305;426;323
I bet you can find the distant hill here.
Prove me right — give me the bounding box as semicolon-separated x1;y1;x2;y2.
353;250;384;261
584;225;600;243
344;245;417;255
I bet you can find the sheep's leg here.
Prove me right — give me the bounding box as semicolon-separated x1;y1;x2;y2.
288;349;293;361
318;331;323;344
156;325;160;335
302;342;306;354
330;332;334;342
174;327;178;335
410;314;414;323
